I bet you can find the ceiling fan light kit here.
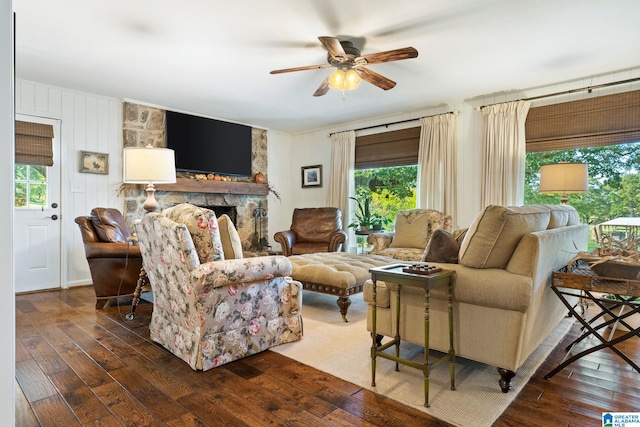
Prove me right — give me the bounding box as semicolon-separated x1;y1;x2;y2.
328;68;361;91
270;36;418;97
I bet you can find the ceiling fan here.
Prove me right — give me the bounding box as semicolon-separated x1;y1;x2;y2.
270;36;419;96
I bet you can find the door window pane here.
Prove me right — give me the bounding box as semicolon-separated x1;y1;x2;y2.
15;183;27;207
15;164;48;208
29;165;47;181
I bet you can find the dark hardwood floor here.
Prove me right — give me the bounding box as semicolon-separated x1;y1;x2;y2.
16;286;639;427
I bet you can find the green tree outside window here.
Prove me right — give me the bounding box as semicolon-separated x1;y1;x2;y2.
15;164;48;208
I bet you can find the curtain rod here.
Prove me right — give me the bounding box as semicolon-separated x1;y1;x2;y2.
328;110;459;137
475;76;640;110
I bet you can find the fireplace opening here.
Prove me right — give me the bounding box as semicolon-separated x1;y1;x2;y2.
202;206;237;225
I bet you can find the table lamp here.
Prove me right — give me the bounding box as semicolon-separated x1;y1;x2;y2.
123;144;176;212
539;162;588;204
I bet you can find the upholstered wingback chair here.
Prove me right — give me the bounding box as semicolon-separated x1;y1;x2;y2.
75;208;143;309
367;208;453;261
135;203;303;370
274;207;347;256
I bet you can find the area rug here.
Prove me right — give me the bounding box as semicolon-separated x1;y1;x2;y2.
271;291;574;427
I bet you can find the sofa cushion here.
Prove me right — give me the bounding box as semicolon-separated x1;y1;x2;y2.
459;205;551;269
421;229;460;263
217;214;243;259
163;203;224;263
390;209;448;249
544;204;580;228
372;247;426;262
363;280;391;308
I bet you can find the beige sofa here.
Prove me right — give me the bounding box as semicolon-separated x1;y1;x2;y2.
364;204;589;392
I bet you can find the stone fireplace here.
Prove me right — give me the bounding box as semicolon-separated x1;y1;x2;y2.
121;102;270;252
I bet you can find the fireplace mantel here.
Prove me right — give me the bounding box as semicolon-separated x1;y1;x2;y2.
154;178;269;196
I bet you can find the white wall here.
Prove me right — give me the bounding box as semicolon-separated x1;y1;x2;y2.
15;80;123;288
1;0;14;422
266;130;293;248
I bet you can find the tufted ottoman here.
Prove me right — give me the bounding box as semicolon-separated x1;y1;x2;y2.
288;252;396;322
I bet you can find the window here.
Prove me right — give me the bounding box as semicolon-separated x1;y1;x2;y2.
354;165;418;230
15;164;48;208
524;141;640;248
353;127;420;230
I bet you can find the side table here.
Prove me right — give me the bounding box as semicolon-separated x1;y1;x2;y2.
544;262;640;379
354;229;379;254
369;263;456;407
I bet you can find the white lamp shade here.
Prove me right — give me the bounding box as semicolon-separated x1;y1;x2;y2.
123;146;176;184
539;163;588;193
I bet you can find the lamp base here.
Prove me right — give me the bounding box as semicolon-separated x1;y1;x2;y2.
142;184;159;213
560;192;568;205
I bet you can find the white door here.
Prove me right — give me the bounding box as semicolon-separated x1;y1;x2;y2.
14;115;61;293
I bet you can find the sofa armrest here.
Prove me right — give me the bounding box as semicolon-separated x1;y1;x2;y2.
273;230;298;256
328;230;347;252
191;255;293;294
83;242;141;259
367;232;395;253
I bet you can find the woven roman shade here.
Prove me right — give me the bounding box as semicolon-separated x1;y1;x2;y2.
525;90;640;152
15;120;54;166
355;127;420;169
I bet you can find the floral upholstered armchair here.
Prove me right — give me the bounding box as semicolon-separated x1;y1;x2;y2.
135;203;302;371
366;208;452;261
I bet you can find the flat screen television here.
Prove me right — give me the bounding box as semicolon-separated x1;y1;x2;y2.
165;110;252;176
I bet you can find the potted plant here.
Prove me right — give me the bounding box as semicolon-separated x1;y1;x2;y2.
348;193;373;231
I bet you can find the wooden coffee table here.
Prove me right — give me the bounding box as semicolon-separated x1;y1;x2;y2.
369;263;456;407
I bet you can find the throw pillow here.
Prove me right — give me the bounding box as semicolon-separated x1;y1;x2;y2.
390;210;443;249
218;214;244;259
453;227;468;245
458;205;551;269
421;229;460;263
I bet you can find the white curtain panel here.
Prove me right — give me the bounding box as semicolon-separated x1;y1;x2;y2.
480;100;531;208
326;130;355;249
417;113;458;223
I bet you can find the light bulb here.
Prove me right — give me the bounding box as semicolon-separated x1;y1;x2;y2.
328;69;346;90
344;69;361;90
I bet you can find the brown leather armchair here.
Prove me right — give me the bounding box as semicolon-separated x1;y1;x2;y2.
274;207;347;256
75;208;144;309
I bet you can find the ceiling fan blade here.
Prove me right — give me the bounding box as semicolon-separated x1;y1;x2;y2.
313;78;330;97
358;67;397;91
270;63;332;74
359;47;418;65
318;36;348;60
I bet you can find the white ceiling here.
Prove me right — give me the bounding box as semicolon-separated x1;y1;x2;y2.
13;0;640;134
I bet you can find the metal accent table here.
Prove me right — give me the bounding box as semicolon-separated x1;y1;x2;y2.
369;263;456;407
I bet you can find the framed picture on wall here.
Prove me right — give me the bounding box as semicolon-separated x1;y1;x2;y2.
301;164;322;188
80;151;109;174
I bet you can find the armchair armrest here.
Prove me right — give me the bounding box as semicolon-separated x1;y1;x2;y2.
328;230;347;252
83;242;141;259
191;255;293;294
367;232;395;253
273;230;298;256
